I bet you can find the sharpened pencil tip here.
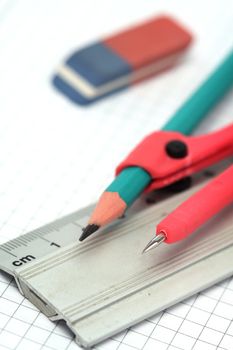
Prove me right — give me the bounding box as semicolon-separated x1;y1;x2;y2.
79;224;100;242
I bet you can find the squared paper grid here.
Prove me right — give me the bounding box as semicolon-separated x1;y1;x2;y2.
0;0;233;349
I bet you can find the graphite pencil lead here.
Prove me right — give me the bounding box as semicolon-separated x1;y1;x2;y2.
79;224;100;242
142;233;166;254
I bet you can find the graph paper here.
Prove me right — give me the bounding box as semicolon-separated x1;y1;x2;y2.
0;0;233;349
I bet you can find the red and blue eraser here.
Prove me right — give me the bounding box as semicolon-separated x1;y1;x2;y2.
53;15;193;106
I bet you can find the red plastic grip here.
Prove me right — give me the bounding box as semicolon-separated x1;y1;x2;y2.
157;165;233;243
116;123;233;192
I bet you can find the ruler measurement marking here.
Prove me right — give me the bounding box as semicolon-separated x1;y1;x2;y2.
36;229;47;236
17;240;27;246
4;242;19;250
37;234;51;243
13;238;27;247
3;233;40;251
36;233;60;247
29;234;38;239
18;236;30;243
0;212;86;266
27;232;41;240
24;236;35;242
48;224;60;232
0;247;17;257
36;228;51;236
1;244;12;251
1;228;61;253
7;241;19;248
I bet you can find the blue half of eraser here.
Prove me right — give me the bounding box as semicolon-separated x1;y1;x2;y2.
66;42;132;87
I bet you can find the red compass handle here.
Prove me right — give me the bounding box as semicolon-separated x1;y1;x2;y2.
116;123;233;192
157;164;233;243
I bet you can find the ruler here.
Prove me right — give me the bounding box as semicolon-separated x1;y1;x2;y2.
0;164;233;348
0;207;90;274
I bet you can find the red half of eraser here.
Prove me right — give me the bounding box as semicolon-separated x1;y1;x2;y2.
104;15;193;70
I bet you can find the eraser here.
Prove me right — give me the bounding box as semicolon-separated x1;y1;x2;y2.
53;15;193;105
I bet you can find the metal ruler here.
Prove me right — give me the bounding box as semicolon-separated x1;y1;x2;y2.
0;164;233;348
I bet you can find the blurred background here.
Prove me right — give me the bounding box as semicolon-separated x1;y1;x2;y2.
0;1;233;348
0;0;233;243
0;0;233;239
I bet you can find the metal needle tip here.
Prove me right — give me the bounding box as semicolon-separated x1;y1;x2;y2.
142;233;166;254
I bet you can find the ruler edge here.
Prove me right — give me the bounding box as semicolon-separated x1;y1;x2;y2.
18;242;233;348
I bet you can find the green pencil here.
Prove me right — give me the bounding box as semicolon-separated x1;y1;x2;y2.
79;50;233;241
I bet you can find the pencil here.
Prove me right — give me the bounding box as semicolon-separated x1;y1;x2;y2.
79;50;233;241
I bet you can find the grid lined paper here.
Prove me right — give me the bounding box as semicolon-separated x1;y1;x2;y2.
0;0;233;349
